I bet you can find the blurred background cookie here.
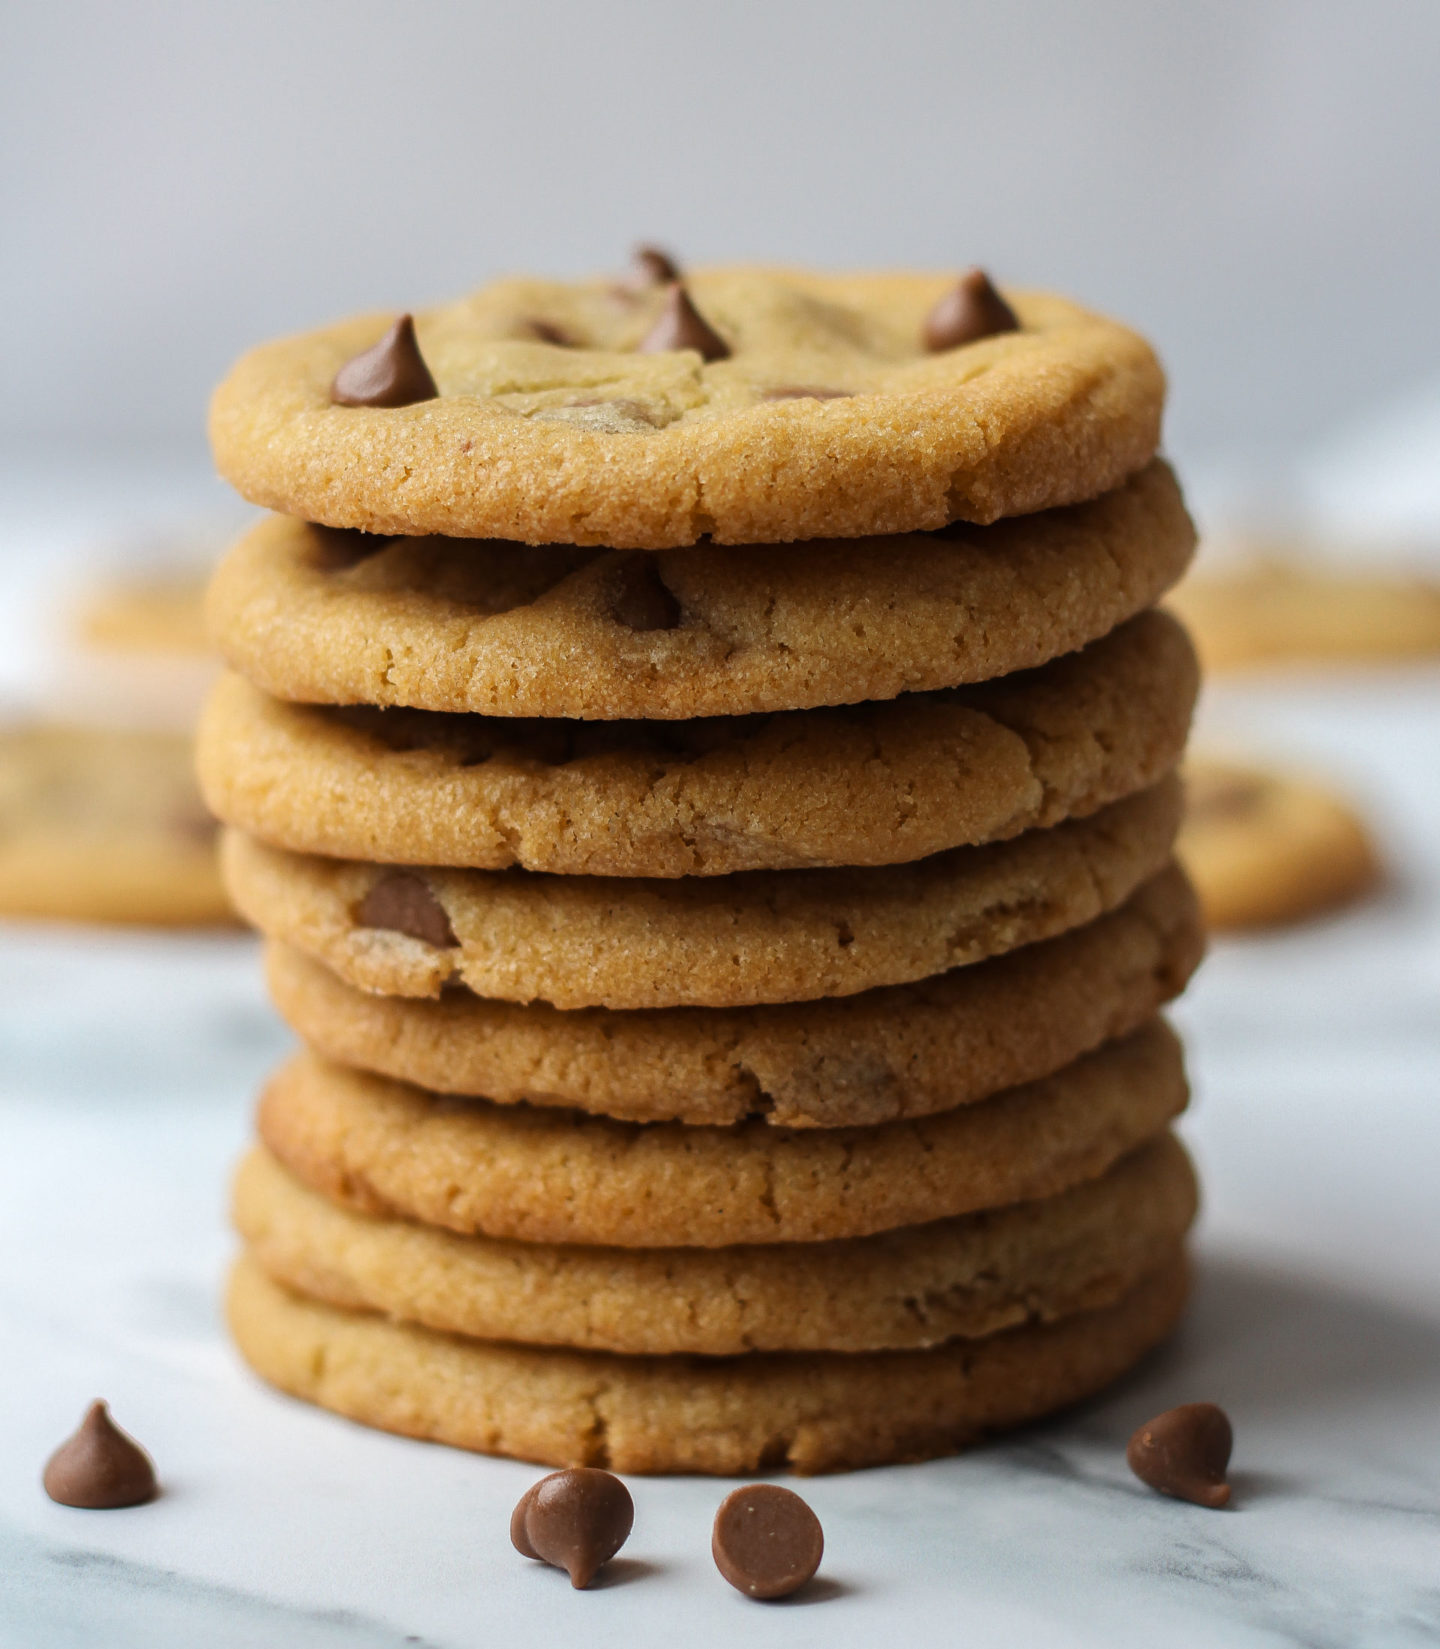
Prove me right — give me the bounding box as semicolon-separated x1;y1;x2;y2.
1178;757;1383;932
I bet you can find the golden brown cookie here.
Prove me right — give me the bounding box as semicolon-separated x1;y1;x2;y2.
265;865;1202;1128
209;270;1165;549
1169;558;1440;671
205;461;1193;721
198;611;1196;877
221;775;1182;1009
235;1132;1196;1356
256;1022;1186;1248
0;723;231;926
226;1249;1188;1474
1178;758;1382;930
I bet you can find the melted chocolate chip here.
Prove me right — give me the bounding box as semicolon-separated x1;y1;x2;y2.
331;314;439;407
1127;1402;1233;1508
761;385;853;401
511;1468;634;1589
608;555;682;632
712;1484;823;1600
922;269;1019;352
356;871;456;948
625;245;682;289
637;285;730;362
43;1402;157;1509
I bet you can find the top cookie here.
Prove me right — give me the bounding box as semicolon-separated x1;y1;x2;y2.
209;266;1165;547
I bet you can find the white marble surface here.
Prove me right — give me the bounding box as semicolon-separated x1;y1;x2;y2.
1;470;1439;1646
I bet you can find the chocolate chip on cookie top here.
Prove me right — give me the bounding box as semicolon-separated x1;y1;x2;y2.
637;283;731;361
924;268;1020;351
622;243;682;290
330;314;438;408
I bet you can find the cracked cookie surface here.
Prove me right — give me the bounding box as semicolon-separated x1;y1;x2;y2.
255;1021;1185;1248
227;1248;1187;1473
220;775;1181;1009
198;611;1195;877
209;269;1165;548
206;461;1192;721
235;1133;1194;1355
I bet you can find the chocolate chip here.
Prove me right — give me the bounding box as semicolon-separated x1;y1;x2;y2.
1127;1402;1233;1508
511;1468;634;1589
43;1402;157;1509
608;555;682;632
637;284;730;362
356;871;456;948
922;269;1019;352
331;314;439;407
712;1484;823;1600
524;319;575;347
625;245;682;289
761;385;853;401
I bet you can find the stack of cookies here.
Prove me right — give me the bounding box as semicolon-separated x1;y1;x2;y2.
200;256;1204;1474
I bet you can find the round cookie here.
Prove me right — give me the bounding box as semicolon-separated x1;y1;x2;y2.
235;1133;1196;1356
265;864;1202;1128
209;269;1165;548
199;611;1197;877
1178;758;1382;931
0;723;232;926
221;775;1182;1009
256;1021;1187;1248
227;1250;1188;1475
1169;559;1440;671
206;460;1193;721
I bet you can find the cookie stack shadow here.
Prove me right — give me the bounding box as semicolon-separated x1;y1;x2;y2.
199;271;1205;1475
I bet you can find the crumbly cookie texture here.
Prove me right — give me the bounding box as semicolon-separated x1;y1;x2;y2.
227;1250;1188;1474
1178;758;1382;931
221;775;1181;1010
0;724;232;926
235;1133;1196;1356
199;611;1196;878
265;864;1201;1127
206;460;1192;721
1168;559;1440;671
256;1021;1185;1248
209;271;1165;548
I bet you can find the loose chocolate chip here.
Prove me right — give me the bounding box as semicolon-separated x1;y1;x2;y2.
625;244;682;289
712;1484;823;1600
637;284;731;362
609;555;682;632
922;269;1019;352
356;871;457;949
331;314;439;407
761;385;853;401
511;1468;634;1589
1127;1402;1233;1508
43;1401;157;1509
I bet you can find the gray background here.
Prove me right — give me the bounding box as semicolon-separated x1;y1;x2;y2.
4;0;1438;474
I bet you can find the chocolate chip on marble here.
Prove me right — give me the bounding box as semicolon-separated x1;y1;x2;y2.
922;269;1019;352
511;1468;634;1589
356;871;456;948
608;555;682;632
1127;1402;1233;1508
330;314;438;407
712;1484;823;1600
637;284;731;362
625;244;682;289
761;385;853;401
43;1401;158;1509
